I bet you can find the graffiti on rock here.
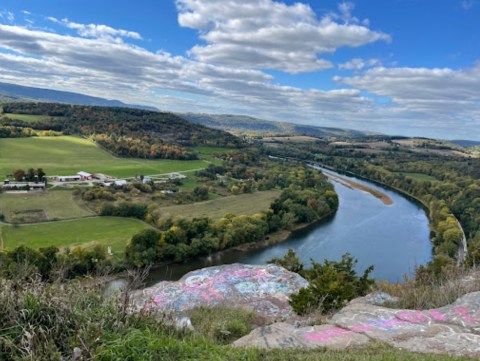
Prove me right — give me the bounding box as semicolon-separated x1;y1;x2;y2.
133;263;308;319
304;305;479;344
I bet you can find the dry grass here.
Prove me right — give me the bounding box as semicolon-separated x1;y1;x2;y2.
378;266;480;310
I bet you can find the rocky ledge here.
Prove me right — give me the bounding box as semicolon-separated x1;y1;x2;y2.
234;290;480;357
131;263;308;320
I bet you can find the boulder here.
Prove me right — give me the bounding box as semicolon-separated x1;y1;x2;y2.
131;263;308;320
235;291;480;357
233;323;369;350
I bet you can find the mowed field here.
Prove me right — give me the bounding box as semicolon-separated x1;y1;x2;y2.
3;113;62;122
0;190;93;223
0;136;209;178
158;190;281;220
0;217;149;255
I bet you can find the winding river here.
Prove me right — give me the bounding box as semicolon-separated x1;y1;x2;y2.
146;168;432;285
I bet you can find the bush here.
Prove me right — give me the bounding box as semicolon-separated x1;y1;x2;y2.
125;229;161;267
270;250;374;315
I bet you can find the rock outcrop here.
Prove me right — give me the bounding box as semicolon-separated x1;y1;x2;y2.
234;291;480;357
131;263;308;320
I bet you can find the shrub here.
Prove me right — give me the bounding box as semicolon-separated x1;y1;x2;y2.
270;250;374;315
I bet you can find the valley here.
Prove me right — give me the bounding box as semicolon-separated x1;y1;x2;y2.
0;101;479;360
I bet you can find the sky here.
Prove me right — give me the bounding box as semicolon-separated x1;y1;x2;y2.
0;0;479;140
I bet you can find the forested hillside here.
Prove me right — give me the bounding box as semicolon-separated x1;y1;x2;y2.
263;138;480;272
181;113;373;138
0;103;242;160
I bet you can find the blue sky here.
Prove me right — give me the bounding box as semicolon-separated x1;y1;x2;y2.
0;0;479;140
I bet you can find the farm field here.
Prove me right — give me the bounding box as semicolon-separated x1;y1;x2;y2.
0;217;149;255
190;146;237;154
0;190;93;223
3;113;62;122
158;190;281;220
0;136;210;178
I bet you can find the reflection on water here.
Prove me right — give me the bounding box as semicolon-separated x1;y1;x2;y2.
146;168;431;285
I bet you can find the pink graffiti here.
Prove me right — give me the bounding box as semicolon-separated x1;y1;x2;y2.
397;311;429;324
303;306;480;344
453;307;477;324
305;328;351;342
425;310;446;321
351;324;374;332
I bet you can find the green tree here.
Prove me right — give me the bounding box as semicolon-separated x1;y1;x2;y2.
125;229;161;267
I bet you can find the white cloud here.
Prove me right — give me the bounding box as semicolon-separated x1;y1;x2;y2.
0;11;15;23
0;23;367;120
339;58;379;70
334;64;480;138
47;16;142;41
176;0;390;73
0;7;479;140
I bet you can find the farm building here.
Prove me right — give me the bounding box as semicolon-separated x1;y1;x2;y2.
77;171;93;180
2;181;45;190
58;175;81;182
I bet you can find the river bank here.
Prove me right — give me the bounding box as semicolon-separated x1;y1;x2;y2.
321;170;393;206
312;163;467;263
143;167;431;284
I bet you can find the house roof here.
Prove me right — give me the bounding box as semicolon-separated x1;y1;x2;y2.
77;171;92;177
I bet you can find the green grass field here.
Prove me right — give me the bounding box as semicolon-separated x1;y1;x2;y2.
159;190;281;220
0;190;93;223
0;136;209;178
397;172;438;181
0;217;149;255
3;113;62;122
190;146;237;155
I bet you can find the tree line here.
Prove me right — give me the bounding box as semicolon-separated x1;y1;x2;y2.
265;139;480;274
1;102;243;160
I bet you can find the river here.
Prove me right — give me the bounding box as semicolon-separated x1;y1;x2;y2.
146;168;432;285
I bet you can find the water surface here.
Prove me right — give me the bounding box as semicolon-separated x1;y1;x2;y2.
147;169;431;284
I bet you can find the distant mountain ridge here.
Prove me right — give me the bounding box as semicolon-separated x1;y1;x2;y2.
0;82;156;110
0;81;373;138
449;139;480;148
180;113;376;138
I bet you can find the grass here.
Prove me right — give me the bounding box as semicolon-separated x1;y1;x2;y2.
1;278;474;361
158;190;281;220
188;306;256;344
0;190;92;223
378;266;480;310
0;136;209;178
0;216;149;255
191;146;238;155
3;113;62;122
397;172;438;181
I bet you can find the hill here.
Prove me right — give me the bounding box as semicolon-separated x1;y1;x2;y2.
0;102;242;160
0;81;156;110
180;112;375;138
0;82;376;139
450;139;480;148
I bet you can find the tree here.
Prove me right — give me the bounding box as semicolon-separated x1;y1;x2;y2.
193;186;209;201
12;169;26;181
271;251;374;315
26;168;35;182
268;248;303;274
125;229;161;267
37;168;46;181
